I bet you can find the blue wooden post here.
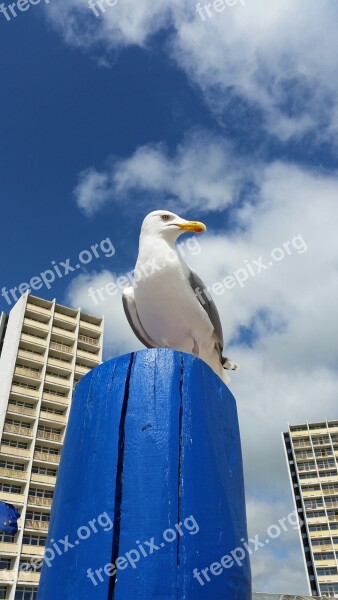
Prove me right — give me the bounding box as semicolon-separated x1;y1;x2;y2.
37;349;251;599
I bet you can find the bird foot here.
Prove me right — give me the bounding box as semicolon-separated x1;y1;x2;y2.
222;357;239;371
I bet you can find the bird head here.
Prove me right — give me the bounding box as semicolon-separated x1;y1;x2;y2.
140;210;206;243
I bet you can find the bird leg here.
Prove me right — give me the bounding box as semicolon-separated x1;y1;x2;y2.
192;338;199;357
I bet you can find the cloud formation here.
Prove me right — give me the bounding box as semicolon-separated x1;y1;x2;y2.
47;0;338;141
74;131;247;216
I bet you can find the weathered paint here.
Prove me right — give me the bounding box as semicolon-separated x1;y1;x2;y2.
37;349;251;599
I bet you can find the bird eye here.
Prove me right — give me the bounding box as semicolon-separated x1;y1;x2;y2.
161;214;170;221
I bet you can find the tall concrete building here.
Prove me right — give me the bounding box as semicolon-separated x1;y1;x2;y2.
0;293;103;600
283;421;338;598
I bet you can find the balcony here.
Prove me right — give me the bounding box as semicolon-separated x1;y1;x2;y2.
15;366;41;381
44;374;70;389
290;430;310;438
0;444;31;460
312;543;334;552
25;519;49;532
307;516;328;524
0;569;15;583
79;319;102;334
21;544;45;556
52;326;76;340
324;487;338;496
54;310;77;325
0;467;27;481
76;349;100;366
34;451;60;465
10;384;39;399
49;340;73;358
36;430;63;443
17;349;45;364
0;542;18;555
21;332;47;348
78;333;100;347
24;317;50;332
320;474;338;484
292;440;312;448
18;571;41;583
26;302;51;317
27;495;53;508
298;464;317;473
39;411;67;425
42;390;69;403
30;472;57;486
3;423;33;438
7;403;36;418
0;491;25;505
310;530;333;539
47;357;73;372
295;454;314;462
75;364;89;377
301;490;322;498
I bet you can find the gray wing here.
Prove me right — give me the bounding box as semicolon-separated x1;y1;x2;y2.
188;268;224;356
122;287;158;349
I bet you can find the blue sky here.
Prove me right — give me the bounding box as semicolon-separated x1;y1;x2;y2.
1;0;338;593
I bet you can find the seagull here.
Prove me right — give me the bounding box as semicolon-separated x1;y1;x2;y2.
122;210;238;384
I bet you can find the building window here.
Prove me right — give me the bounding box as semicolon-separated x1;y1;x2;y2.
0;483;22;494
312;537;331;546
31;466;57;477
317;460;336;469
1;439;29;449
14;588;38;600
317;567;338;576
0;559;11;570
9;400;35;409
22;535;46;547
312;436;330;445
314;552;334;560
37;426;62;435
12;381;38;391
0;532;15;543
35;446;59;455
43;388;66;398
19;561;42;573
304;500;324;509
320;584;338;593
309;524;329;531
320;470;337;478
40;406;64;416
0;588;8;600
5;418;30;429
26;511;50;522
0;460;25;471
28;489;53;499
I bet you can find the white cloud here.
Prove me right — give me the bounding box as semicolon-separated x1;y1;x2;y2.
246;497;308;594
74;131;247;216
65;158;338;594
46;0;338;141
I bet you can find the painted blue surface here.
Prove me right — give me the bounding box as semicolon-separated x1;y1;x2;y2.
37;349;251;599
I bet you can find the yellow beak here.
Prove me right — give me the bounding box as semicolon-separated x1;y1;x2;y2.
176;220;207;233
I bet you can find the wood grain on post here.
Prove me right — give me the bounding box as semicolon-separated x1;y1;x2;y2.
37;349;251;600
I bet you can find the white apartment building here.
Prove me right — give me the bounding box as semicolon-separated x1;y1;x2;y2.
0;293;103;600
284;421;338;598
